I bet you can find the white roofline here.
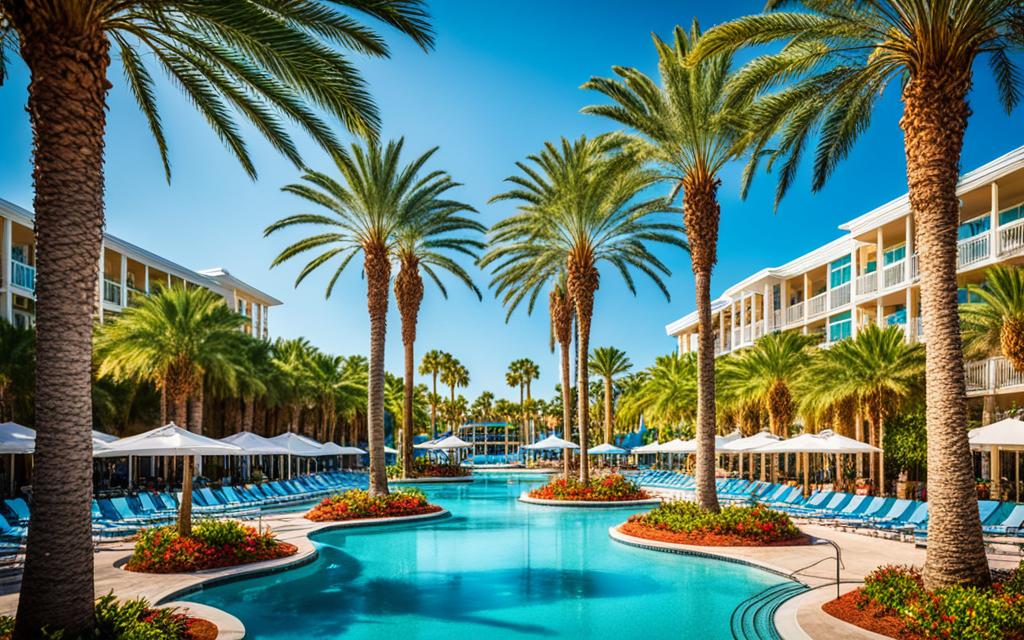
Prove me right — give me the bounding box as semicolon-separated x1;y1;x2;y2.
198;267;283;306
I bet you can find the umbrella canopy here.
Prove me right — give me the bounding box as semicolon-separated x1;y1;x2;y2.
755;430;881;454
969;418;1024;449
268;433;324;457
0;422;34;454
722;430;741;443
428;435;473;450
588;443;626;455
631;440;660;454
96;423;243;457
318;442;348;456
414;437;443;450
336;445;367;455
384;446;399;455
721;431;783;452
658;438;695;453
523;435;580;451
92;429;118;443
220;431;290;455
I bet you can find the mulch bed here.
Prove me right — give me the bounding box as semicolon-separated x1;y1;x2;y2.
187;617;219;640
619;521;813;547
307;504;443;522
127;541;299;574
821;589;921;639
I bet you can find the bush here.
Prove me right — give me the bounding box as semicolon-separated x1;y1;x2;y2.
387;459;470;479
305;487;440;522
627;500;802;544
527;474;649;501
859;565;924;613
0;593;198;639
126;519;292;573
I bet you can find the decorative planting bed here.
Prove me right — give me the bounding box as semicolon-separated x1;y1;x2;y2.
823;563;1024;639
520;474;659;507
305;487;443;522
620;501;811;547
126;520;297;574
387;461;472;482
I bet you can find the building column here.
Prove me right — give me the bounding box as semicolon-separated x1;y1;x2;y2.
739;294;746;343
991;181;1000;253
781;279;789;324
119;253;127;306
876;227;884;283
850;246;860;338
719;308;726;350
762;283;770;333
97;242;104;323
143;265;150;295
802;272;810;334
731;300;737;345
1;217;11;322
263;305;269;338
677;334;685;356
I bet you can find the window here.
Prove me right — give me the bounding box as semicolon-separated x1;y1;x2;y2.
883;243;906;265
830;255;851;288
958;215;990;240
828;310;852;342
958;287;983;304
885;305;907;326
772;284;781;311
999;204;1024;226
865;259;877;274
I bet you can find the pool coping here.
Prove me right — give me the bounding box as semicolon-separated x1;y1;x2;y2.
158;601;246;640
389;476;475;484
519;493;662;508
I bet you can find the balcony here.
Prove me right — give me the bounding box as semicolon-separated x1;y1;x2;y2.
998;218;1024;255
102;279;122;305
126;286;146;306
910;254;919;281
807;291;827;319
855;271;877;296
882;259;906;289
966;356;1024;394
958;233;991;269
785;302;804;325
770;309;782;331
830;281;851;309
10;259;35;292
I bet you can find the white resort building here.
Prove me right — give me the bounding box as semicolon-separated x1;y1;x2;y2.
0;198;281;334
665;145;1024;418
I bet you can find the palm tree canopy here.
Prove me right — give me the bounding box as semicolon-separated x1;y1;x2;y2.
419;349;449;377
481;135;687;318
689;0;1024;205
718;331;816;412
441;360;469;390
588;347;633;380
94;286;247;395
0;1;434;180
961;265;1024;365
618;352;698;429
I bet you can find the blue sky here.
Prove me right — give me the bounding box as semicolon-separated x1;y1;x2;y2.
1;1;1022;402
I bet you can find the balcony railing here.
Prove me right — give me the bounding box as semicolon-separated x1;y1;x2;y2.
771;310;782;331
785;302;804;325
11;259;35;292
998;218;1024;255
829;281;851;309
965;356;1024;392
126;286;146;306
752;320;764;341
910;254;919;281
102;279;122;305
855;272;877;296
882;259;906;289
807;291;827;318
958;233;991;269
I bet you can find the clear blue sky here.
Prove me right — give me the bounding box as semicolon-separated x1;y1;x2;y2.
1;1;1022;403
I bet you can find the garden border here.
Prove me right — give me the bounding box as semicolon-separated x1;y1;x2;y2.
518;493;661;508
389;476;474;484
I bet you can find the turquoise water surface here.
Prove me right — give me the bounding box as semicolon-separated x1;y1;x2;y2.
186;474;787;639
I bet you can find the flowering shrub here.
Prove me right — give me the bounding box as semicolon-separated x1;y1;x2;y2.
126;519;294;573
860;564;924;613
626;500;802;544
527;474;649;501
0;593;207;639
305;487;441;522
387;459;470;479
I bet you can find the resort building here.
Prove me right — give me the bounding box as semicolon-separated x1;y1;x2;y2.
665;145;1024;418
0;198;281;334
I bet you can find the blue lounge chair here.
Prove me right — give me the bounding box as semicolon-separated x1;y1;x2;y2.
983;504;1024;536
4;498;30;525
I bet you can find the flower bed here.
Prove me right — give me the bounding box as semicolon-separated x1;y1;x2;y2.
823;564;1024;639
0;594;217;639
126;519;296;574
388;460;470;479
305;487;442;522
621;500;807;546
527;474;650;501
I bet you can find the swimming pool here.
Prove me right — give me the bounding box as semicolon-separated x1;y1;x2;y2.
186;473;790;639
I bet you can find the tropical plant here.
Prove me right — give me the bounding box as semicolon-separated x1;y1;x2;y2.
439;356;469;430
588;347;632;445
471;391;495;422
94;286;247;537
307;350;365;443
690;0;1024;590
0;1;433;633
0;319;34;423
550;277;575;476
270;338;316;434
583;21;746;511
618;353;698;432
419;350;449;438
484;135;685;483
392;172;483;477
962;265;1024;370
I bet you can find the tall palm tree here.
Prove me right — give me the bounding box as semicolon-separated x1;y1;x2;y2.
618;353;698;431
690;0;1023;589
392;172;483;477
440;358;469;430
505;361;525;439
484;135;686;483
962;265;1024;370
419;350;449;438
471;391;495;422
519;359;540;443
550;278;575;476
802;324;925;498
583;22;748;511
271;338;316;435
266;139;442;497
588;347;632;445
0;3;433;633
0;319;34;423
308;351;364;443
94;286;247;538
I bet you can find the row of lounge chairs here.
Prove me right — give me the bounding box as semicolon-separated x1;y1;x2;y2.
631;471;1024;545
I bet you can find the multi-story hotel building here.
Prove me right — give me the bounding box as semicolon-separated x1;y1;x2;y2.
665;146;1024;417
0;198;281;334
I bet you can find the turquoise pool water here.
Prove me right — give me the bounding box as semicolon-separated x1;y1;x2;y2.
186;474;788;639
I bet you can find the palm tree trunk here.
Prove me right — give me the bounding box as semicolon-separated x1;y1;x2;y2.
526;381;533;444
188;382;204;435
365;244;390;496
603;377;613;444
901;68;989;589
160;385;168;425
684;174;722;513
568;257;598;484
12;18;110;636
243;395;255;431
179;455;194;537
395;262;423;480
430;372;438;439
561;341;572;478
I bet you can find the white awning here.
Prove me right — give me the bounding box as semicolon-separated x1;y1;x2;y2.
336;445;367;455
96;423;244;457
220;431;290;455
969;418;1024;449
427;435;474;450
523;435;580;451
0;422;34;454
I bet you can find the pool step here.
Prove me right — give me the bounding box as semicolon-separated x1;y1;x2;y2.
730;581;808;640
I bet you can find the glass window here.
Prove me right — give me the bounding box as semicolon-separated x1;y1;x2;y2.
958;287;983;304
885;305;907;326
865;260;877;274
828;310;852;342
958;216;990;240
999;204;1024;226
883;243;906;265
830;255;851;288
772;284;781;311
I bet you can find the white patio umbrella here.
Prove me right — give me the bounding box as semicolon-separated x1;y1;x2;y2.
656;438;690;453
429;435;473;450
221;431;290;481
969;418;1024;500
337;446;367;455
0;422;34;455
522;435;580;450
588;443;626;455
414;437;442;449
631;440;660;454
755;430;880;494
97;423;243;535
384;446;399;455
92;429;118;443
268;433;323;478
721;431;782;480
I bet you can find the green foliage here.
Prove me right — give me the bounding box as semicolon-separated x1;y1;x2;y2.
961;265;1024;360
128;520;284;573
0;318;34;424
191;518;248;547
883;409;928;474
631;500;801;543
0;593;194;639
306;487;435;521
528;474;648;501
618;352;697;429
860;565;924;614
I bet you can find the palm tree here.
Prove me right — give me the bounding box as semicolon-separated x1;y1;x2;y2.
271;338;316;435
308;351;364;443
619;353;698;431
583;22;747;511
471;391;495;422
690;0;1023;589
588;347;632;445
505;361;525;437
550;278;575;476
802;325;925;498
419;350;449;438
266;139;442;497
519;359;540;443
962;265;1024;370
439;358;469;431
94;286;247;537
392;172;483;478
0;320;34;423
1;3;433;633
484;135;686;483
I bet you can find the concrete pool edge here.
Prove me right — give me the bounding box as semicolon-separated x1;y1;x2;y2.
518;493;662;508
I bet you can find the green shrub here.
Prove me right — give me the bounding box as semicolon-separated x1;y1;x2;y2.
905;585;1024;640
192;518;247;547
630;500;801;543
859;565;923;613
0;593;192;639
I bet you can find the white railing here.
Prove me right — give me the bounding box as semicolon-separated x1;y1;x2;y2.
829;282;850;309
732;328;742;348
11;259;35;291
882;259;906;288
771;310;782;331
752;320;764;341
998;218;1024;256
958;233;991;269
965;360;989;392
855;272;877;296
742;325;752;344
103;279;122;305
995;357;1024;389
913;316;923;340
965;356;1024;392
910;254;919;281
785;302;804;325
807;292;827;318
